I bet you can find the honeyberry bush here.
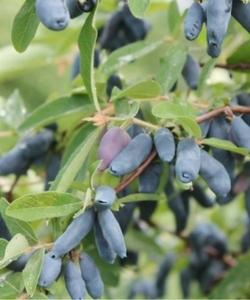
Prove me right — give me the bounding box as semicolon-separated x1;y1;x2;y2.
2;0;250;299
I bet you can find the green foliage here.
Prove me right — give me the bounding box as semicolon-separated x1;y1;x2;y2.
1;0;250;299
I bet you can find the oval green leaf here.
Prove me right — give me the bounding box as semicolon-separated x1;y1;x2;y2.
100;39;165;74
23;248;45;296
128;0;150;18
11;0;39;53
6;192;82;221
111;80;162;102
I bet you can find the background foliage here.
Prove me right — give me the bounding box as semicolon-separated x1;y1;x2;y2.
1;0;250;299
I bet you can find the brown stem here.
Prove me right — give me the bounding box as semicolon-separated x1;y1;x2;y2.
114;149;158;194
204;245;237;268
200;62;250;71
196;105;250;124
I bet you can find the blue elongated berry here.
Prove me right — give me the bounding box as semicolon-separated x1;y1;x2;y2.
154;128;175;163
175;138;201;183
36;0;70;31
93;185;116;211
78;0;97;12
52;207;95;257
199;149;231;197
64;261;86;300
184;1;205;40
205;0;233;58
109;133;153;176
98;127;131;171
138;162;164;194
181;54;201;90
94;216;117;264
66;0;83;18
231;116;250;152
232;0;250;33
38;252;62;288
79;252;104;299
97;209;127;258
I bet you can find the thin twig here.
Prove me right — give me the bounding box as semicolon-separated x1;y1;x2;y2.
200;62;250;71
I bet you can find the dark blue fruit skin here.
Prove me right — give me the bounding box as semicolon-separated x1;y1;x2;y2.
7;250;37;272
235;93;250;126
244;185;250;218
154;128;175;163
109;133;153;176
137;200;158;223
35;0;70;31
79;252;104;299
208;115;236;181
164;168;189;233
94;216;117;264
154;252;176;298
64;261;86;300
78;0;97;13
114;186;136;234
181;54;201;90
97;209;127;258
184;1;205;41
38;252;62;288
128;279;157;299
199;149;231;197
198;259;225;295
106;74;123;98
0;214;12;241
182;182;215;208
231;116;250;152
99;10;124;50
138;162;164;194
0;129;54;176
205;0;233;58
121;4;150;43
188;222;228;260
93;185;116;211
52;207;95;257
179;268;191;299
66;0;83;18
98;127;131;171
175;138;201;183
232;0;250;33
44;154;61;191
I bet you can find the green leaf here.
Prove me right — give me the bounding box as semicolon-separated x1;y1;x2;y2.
152;101;196;119
3;89;27;130
0;239;8;260
0;234;29;269
167;0;181;33
0;198;38;246
78;3;100;111
22;248;45;296
0;44;56;83
210;251;250;299
155;45;187;93
114;100;140;120
125;228;164;255
50;127;102;193
100;39;165;74
128;0;150;18
61;123;96;167
18;95;94;135
0;272;23;299
89;160;102;190
201;138;250;156
177;116;202;138
110;80;162;101
227;40;250;65
11;0;39;53
116;193;162;206
6;192;82;222
197;58;216;96
28;292;49;299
